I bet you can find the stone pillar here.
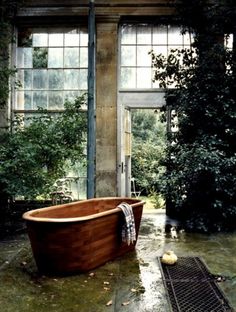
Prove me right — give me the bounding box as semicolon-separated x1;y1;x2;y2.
96;22;118;197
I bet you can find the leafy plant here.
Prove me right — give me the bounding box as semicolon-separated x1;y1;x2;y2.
131;109;166;196
0;95;87;199
151;0;236;232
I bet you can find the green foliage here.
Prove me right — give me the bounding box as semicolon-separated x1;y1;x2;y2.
0;95;87;199
131;110;166;195
152;0;236;232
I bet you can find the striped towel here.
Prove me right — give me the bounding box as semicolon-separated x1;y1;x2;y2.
117;202;136;245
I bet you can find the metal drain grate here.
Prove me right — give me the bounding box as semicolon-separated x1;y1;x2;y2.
158;256;235;312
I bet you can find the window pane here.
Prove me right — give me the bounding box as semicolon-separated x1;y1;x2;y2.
48;70;63;89
33;70;48;89
48;48;63;68
64;69;79;89
17;48;32;68
16;91;32;109
137;46;152;66
33;91;48;109
137;68;152;88
80;47;88;67
64;48;79;68
33;33;48;47
48;91;64;109
168;26;183;45
168;45;182;56
152;46;168;58
152;69;161;88
120;68;136;88
153;25;168;45
137;25;151;44
78;69;87;89
121;25;136;44
183;32;193;46
65;34;80;46
64;90;78;102
17;70;32;89
49;34;63;47
80;29;88;46
121;46;136;66
18;28;32;47
33;47;48;68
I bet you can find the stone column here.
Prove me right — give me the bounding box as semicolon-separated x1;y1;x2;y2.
96;22;118;197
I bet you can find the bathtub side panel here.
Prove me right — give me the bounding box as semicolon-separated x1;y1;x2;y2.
26;202;143;274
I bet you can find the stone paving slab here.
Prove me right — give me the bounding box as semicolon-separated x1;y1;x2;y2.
0;212;235;312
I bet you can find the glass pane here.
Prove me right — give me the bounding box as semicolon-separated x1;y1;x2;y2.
137;68;152;88
120;67;136;88
49;33;63;47
33;33;48;47
33;70;48;89
152;46;168;58
17;48;32;68
137;46;152;66
64;69;79;89
137;25;151;44
153;25;168;45
121;46;136;66
48;70;63;89
18;28;32;47
33;47;48;68
80;47;88;67
168;26;183;45
17;70;32;89
16;91;32;110
64;90;78;102
33;91;48;109
80;29;88;46
48;91;64;109
225;34;233;49
121;25;136;45
65;34;80;46
168;45;182;56
24;91;33;109
64;48;79;68
152;69;161;88
183;32;193;46
78;69;87;89
48;48;63;68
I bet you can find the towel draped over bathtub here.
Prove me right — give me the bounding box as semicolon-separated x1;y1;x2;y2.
117;202;136;245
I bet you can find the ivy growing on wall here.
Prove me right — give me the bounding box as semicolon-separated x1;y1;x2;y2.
152;0;236;232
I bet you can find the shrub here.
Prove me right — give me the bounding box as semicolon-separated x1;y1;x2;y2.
151;0;236;232
0;95;87;199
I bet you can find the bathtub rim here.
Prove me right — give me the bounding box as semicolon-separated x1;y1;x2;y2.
22;197;145;223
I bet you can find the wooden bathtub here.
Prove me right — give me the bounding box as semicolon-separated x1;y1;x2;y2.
22;197;144;275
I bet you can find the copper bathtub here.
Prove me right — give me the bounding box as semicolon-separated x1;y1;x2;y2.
22;197;144;275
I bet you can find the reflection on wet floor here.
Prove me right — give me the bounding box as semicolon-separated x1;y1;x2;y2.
0;210;236;312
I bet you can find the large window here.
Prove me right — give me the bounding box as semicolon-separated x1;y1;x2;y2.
15;27;88;114
120;24;192;89
14;27;88;200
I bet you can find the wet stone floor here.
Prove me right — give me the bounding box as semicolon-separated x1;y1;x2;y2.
0;210;236;312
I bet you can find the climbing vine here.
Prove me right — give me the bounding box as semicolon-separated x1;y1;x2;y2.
152;0;236;232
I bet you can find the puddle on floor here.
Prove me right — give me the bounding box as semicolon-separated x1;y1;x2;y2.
0;211;235;311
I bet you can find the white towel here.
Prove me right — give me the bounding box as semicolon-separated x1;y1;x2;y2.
117;202;136;245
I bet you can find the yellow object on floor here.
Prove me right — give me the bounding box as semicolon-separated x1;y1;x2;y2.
161;250;178;265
